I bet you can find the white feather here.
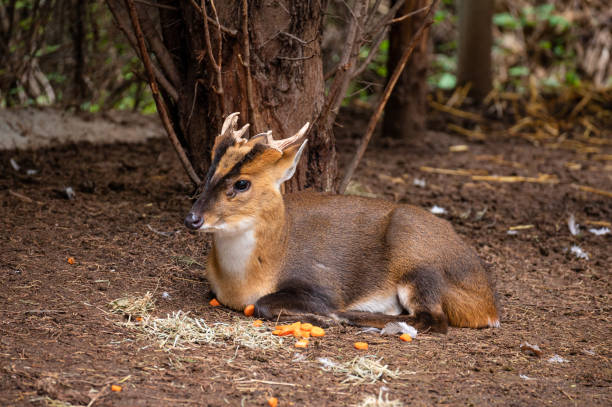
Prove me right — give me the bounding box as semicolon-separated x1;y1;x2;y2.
568;214;580;236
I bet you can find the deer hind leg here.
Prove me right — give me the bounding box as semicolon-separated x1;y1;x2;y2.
395;268;450;333
441;281;500;329
402;265;500;329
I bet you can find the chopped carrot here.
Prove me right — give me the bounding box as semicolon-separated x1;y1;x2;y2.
400;333;412;342
292;329;303;338
134;316;143;322
67;257;75;265
273;321;302;336
301;331;310;338
209;298;221;307
268;397;278;407
244;304;255;316
310;326;325;337
111;384;122;392
300;323;313;331
253;319;263;327
354;342;368;350
295;339;309;348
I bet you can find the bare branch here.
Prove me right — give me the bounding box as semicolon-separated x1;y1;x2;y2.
107;0;178;101
241;0;261;133
338;0;439;194
135;3;181;86
195;0;225;113
189;0;238;36
364;0;384;27
317;0;369;132
351;26;389;79
391;5;430;24
365;0;406;39
123;0;201;185
134;0;177;10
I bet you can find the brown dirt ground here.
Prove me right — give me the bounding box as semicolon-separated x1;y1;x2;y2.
0;109;610;406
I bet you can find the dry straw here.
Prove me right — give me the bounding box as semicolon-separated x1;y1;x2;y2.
356;389;403;407
138;311;285;350
318;356;401;384
107;293;285;351
108;291;155;318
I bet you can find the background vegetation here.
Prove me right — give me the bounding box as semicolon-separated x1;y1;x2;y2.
1;0;609;112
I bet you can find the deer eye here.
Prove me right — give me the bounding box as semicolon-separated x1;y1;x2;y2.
233;180;251;192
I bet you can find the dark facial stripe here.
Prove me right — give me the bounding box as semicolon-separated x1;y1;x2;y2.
193;142;268;214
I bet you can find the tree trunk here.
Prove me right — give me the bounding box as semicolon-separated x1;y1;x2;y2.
382;0;431;139
150;0;335;192
457;0;492;100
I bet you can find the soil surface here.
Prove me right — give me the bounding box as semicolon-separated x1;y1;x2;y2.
1;109;610;406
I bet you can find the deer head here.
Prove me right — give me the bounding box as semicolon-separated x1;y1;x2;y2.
184;112;308;233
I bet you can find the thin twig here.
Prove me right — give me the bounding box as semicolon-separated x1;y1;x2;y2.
189;0;237;36
198;0;225;113
351;26;389;79
338;0;439;194
364;0;384;27
391;5;430;24
134;0;177;10
571;183;612;198
365;0;406;40
135;3;181;86
106;0;178;101
124;0;201;185
317;0;369;132
241;0;260;132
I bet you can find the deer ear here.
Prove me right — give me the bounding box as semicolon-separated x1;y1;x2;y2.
273;139;308;187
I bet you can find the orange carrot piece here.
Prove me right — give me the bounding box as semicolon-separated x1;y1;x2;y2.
300;323;313;331
111;384;122;392
67;257;75;265
400;333;412;342
253;319;263;327
268;397;278;407
310;326;325;337
209;298;221;307
301;331;310;338
354;342;368;350
273;321;300;336
244;304;255;316
295;339;309;348
134;316;143;322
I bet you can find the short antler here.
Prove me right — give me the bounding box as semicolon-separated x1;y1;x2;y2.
263;122;309;152
219;113;308;151
219;112;250;145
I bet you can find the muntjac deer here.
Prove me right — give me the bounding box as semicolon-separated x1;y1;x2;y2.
184;113;500;333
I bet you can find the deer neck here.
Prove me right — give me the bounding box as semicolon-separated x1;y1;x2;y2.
212;200;288;279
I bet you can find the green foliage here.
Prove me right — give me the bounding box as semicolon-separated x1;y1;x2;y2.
342;38;389;105
489;3;586;92
428;53;457;90
0;0;156;113
493;5;571;32
508;66;529;77
493;13;521;30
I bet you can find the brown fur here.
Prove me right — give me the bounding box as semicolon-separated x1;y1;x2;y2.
186;118;500;332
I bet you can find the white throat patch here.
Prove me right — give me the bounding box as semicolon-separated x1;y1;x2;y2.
213;226;256;278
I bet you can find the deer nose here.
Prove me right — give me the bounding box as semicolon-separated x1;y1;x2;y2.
184;212;204;230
